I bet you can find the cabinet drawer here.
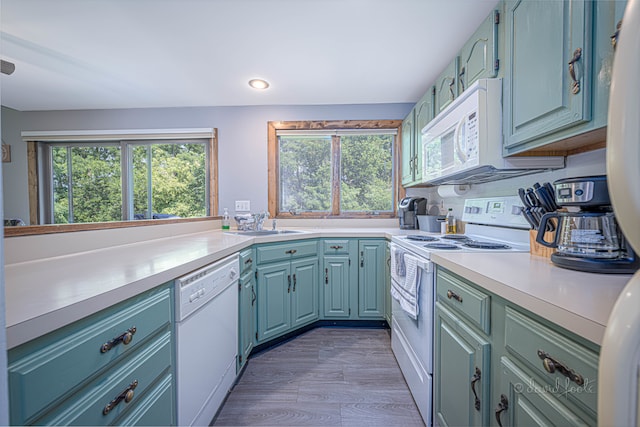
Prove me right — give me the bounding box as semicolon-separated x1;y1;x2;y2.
8;285;172;425
504;307;599;414
117;373;174;426
239;248;254;274
322;239;351;255
37;331;173;426
436;269;490;334
256;240;318;264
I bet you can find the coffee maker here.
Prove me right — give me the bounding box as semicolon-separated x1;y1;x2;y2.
536;175;640;273
398;197;427;229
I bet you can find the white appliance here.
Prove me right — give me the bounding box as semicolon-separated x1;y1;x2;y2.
421;79;565;185
175;254;239;426
598;0;640;424
390;196;530;426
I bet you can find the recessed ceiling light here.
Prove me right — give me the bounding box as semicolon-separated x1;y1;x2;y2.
248;79;269;90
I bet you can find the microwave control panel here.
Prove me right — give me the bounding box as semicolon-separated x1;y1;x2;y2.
464;110;479;163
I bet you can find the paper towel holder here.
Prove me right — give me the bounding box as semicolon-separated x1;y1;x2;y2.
437;184;470;198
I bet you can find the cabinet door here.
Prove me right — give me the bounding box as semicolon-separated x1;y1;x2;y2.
291;257;319;328
358;240;386;318
497;356;594;426
256;261;291;342
413;87;435;184
238;270;255;369
401;110;416;186
434;302;491;427
459;9;499;93
503;0;591;150
322;256;351;318
435;57;460;114
384;243;391;323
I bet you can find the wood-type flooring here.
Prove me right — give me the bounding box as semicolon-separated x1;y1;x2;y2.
212;327;425;427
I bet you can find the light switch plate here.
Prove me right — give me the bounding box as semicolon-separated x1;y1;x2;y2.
235;200;250;211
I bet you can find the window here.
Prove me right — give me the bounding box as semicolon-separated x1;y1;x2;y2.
28;129;217;225
268;120;402;218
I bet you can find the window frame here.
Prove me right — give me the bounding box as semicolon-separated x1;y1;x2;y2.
267;120;403;219
22;128;218;231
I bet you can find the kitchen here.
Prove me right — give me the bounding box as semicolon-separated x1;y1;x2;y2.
1;0;639;426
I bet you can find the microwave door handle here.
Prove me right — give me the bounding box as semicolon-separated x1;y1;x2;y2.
453;117;468;163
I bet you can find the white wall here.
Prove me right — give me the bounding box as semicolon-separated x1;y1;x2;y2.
1;104;413;223
406;148;608;218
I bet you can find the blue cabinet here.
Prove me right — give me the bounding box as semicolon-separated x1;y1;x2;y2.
503;0;626;155
435;58;460;115
7;283;175;426
458;8;500;93
255;240;319;343
358;240;386;318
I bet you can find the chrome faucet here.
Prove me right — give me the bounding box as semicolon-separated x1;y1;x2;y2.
253;211;269;231
272;218;277;231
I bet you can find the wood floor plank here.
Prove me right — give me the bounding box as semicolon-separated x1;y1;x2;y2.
212;327;425;427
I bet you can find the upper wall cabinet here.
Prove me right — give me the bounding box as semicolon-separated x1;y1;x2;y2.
401;110;416;186
412;87;435;184
458;9;500;94
503;0;592;152
434;57;460;115
502;0;626;155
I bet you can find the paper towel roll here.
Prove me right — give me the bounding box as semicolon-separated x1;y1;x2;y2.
437;184;469;198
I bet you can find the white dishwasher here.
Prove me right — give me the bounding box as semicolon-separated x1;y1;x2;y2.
175;253;239;427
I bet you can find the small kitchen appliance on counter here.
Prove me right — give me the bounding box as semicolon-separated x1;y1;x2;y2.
398;196;427;229
536;175;640;273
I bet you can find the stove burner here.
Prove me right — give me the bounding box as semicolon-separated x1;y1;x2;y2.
424;243;461;250
441;234;469;241
406;235;438;242
463;241;512;250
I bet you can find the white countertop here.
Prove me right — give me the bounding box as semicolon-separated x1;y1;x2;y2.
4;228;402;348
431;251;631;345
5;227;632;348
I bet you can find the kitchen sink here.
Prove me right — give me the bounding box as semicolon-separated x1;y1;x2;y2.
225;230;305;236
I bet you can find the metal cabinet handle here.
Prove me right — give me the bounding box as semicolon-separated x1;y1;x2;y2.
611;20;622;50
244;257;253;265
100;327;137;353
459;66;466;92
446;290;463;303
470;367;481;411
329;245;343;250
537;349;584;386
287;275;291;293
325;268;329;285
495;394;508;427
293;274;297;292
103;380;138;415
251;285;256;306
360;251;364;268
448;78;456;100
285;249;297;255
568;48;582;94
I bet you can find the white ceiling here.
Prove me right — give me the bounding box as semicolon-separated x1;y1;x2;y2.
1;0;500;111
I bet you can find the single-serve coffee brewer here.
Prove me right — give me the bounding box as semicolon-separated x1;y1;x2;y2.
536;175;640;273
398;197;427;229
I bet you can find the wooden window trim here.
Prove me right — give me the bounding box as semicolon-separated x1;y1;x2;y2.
268;120;403;219
11;130;218;237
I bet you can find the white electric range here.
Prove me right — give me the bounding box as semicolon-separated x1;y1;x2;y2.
389;196;529;426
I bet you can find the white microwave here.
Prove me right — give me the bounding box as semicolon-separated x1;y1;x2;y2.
421;79;564;185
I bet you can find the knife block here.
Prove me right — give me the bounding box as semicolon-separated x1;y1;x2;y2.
529;230;556;258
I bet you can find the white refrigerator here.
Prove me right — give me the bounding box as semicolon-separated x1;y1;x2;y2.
598;0;640;424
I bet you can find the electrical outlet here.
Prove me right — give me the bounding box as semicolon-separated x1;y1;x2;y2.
235;200;250;211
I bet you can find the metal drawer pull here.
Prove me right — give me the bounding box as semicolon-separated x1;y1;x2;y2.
287;275;291;293
244;257;253;265
325;268;329;285
495;394;508;427
537;349;585;386
251;285;256;306
470;367;481;411
100;327;137;353
446;290;463;303
329;245;343;250
293;274;297;292
568;48;582;94
103;380;138;415
285;249;297;255
611;20;622;50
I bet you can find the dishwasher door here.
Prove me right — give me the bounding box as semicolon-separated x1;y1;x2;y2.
175;254;239;427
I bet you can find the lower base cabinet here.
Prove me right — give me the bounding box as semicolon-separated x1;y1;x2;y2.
7;283;175;426
434;266;599;427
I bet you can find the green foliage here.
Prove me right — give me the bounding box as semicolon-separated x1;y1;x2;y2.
52;142;207;224
278;134;394;214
